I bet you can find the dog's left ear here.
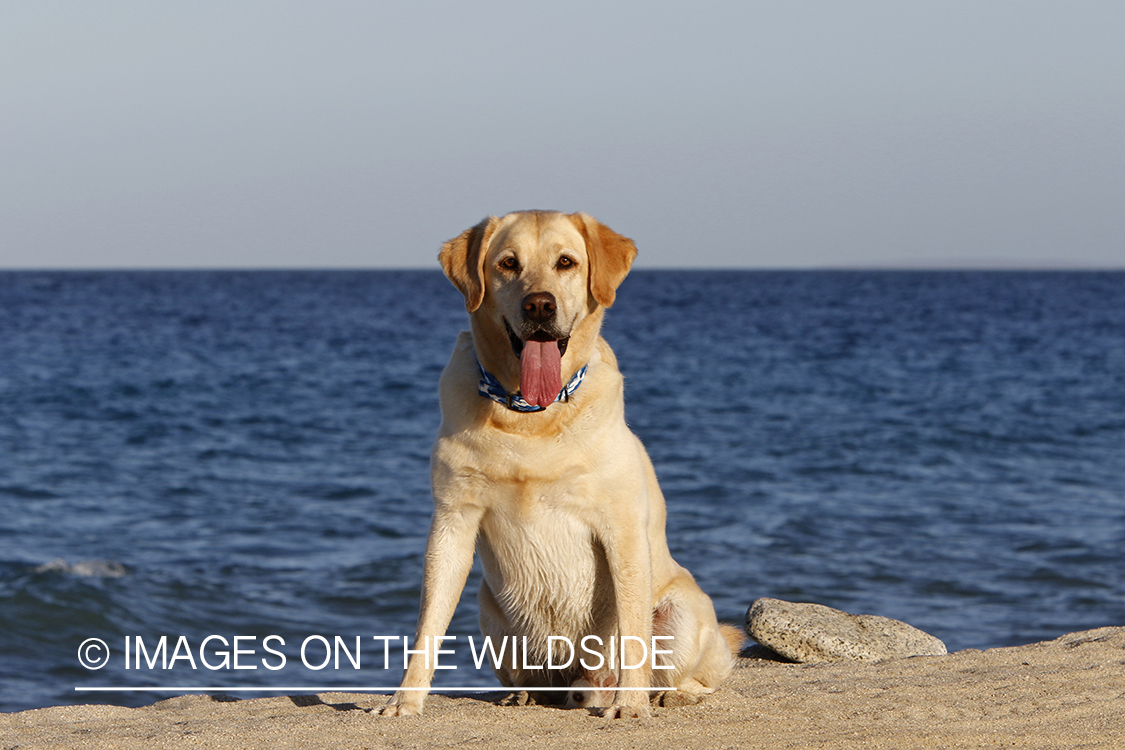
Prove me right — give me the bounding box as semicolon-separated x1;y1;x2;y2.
568;213;637;308
439;216;498;312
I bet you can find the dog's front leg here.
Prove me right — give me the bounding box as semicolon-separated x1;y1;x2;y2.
601;526;654;719
381;503;483;717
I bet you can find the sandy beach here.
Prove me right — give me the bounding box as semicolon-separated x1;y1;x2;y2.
4;627;1122;749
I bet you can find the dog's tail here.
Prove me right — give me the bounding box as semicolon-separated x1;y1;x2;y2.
719;623;748;657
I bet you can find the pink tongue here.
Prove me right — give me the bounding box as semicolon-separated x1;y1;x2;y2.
520;340;562;408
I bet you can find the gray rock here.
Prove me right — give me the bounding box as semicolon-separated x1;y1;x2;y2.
745;597;947;663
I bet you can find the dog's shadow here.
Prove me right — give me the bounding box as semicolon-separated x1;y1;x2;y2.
285;687;701;715
287;694;367;712
286;690;514;714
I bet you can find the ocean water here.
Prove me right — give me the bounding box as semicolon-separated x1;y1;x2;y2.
1;270;1122;712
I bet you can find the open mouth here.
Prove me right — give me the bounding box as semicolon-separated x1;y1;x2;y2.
504;319;570;409
505;319;569;359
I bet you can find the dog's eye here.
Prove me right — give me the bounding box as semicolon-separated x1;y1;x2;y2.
499;257;520;272
557;256;576;269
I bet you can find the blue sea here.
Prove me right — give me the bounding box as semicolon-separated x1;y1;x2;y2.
1;270;1122;713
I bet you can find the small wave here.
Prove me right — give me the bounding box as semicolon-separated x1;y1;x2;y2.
33;558;128;578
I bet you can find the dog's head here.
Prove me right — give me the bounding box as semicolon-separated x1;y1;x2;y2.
440;211;637;409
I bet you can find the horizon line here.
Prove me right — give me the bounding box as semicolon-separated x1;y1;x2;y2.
4;265;1124;273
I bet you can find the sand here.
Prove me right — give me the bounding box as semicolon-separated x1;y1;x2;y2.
4;627;1123;749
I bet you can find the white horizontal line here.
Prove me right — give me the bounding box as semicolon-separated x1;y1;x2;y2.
74;686;669;692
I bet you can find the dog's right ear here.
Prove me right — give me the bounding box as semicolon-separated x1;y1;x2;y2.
439;217;498;313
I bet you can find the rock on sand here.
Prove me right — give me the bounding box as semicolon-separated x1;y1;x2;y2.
746;597;947;662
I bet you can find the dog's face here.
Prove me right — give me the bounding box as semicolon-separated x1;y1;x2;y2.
440;211;637;408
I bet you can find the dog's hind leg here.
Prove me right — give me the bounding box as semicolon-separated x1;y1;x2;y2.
651;573;741;703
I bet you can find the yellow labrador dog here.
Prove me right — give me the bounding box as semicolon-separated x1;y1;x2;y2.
382;211;741;718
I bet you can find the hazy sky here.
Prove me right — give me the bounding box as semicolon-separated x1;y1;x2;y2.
2;1;1123;269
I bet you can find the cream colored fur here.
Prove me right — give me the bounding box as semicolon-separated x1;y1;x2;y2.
381;211;738;719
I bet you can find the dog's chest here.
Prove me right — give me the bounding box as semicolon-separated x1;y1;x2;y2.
432;403;642;640
476;484;616;639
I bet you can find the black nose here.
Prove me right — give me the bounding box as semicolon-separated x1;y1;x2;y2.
522;292;557;324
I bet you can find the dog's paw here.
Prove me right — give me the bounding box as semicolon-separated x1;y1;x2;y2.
498;690;532;707
379;696;423;717
566;678;615;709
599;702;651;719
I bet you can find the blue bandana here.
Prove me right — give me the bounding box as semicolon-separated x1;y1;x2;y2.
477;362;589;412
